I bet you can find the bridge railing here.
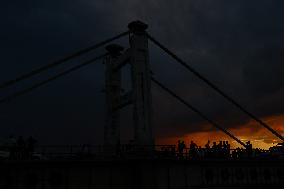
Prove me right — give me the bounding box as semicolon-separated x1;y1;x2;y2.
0;144;279;160
33;145;274;160
32;144;177;160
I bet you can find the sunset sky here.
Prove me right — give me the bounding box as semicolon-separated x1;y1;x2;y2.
1;1;284;148
157;114;284;149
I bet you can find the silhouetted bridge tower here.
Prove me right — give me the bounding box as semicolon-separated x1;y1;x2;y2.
104;22;153;147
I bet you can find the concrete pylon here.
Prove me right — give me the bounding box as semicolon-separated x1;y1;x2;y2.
104;44;124;147
128;21;154;146
103;21;154;148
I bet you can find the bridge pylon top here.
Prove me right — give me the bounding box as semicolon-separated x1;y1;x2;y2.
128;21;148;33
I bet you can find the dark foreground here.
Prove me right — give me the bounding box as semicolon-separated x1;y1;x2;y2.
0;159;284;189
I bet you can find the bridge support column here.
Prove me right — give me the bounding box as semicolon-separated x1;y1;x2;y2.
128;21;154;146
104;44;124;147
104;21;154;148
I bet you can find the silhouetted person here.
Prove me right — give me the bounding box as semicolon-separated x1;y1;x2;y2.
177;140;186;159
212;142;217;158
205;140;210;149
246;141;252;157
222;141;227;157
225;141;230;158
27;136;37;159
205;140;211;158
189;141;197;159
197;146;203;159
236;147;241;159
217;141;223;157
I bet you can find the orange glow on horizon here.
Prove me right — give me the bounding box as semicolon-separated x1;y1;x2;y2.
156;114;284;149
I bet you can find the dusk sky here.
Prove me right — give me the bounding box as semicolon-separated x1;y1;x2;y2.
1;1;284;149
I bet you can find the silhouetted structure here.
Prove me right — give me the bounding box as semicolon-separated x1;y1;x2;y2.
0;20;284;189
177;140;186;159
104;21;154;152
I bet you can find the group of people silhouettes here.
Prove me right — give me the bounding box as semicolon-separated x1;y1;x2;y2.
1;136;272;160
176;140;255;159
177;140;199;159
8;135;37;160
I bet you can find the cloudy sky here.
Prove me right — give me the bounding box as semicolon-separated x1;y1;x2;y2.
1;1;284;148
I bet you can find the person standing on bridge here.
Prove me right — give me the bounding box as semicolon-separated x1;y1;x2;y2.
177;140;186;159
205;140;211;158
225;141;230;158
189;141;198;159
246;141;253;157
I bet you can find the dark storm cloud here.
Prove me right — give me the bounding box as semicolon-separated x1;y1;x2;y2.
243;48;284;95
1;0;284;143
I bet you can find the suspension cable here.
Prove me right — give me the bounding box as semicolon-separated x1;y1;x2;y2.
0;31;129;90
147;33;284;142
151;77;246;147
0;53;107;104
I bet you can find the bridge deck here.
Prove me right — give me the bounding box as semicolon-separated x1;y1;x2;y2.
1;159;284;189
